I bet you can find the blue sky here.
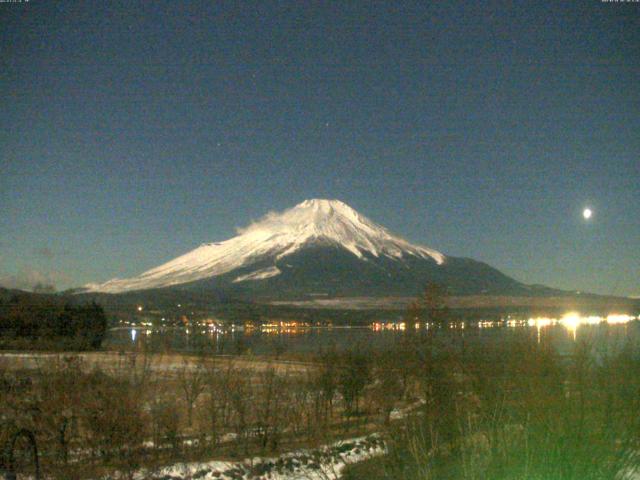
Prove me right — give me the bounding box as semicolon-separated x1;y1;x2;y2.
1;1;639;295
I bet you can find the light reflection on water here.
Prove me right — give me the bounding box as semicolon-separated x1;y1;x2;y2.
108;314;640;356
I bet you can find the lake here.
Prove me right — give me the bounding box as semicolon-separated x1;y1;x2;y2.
105;314;640;357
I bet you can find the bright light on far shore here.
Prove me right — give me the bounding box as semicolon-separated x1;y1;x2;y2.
583;208;593;219
560;312;582;333
607;314;635;324
527;313;636;333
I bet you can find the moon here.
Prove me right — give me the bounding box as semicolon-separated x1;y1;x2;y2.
583;208;593;220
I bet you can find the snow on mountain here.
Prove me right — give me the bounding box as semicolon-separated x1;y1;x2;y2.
232;266;282;283
84;199;445;294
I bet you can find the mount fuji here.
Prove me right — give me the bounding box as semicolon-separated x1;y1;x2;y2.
82;199;535;299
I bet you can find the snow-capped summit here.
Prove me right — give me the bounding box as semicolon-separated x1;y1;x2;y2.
84;199;445;294
236;199;444;263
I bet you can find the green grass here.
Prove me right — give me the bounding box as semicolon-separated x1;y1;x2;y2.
355;339;640;479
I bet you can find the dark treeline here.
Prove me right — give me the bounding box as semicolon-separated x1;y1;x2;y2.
0;294;107;350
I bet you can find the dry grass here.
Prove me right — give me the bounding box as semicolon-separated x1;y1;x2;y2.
0;347;395;479
0;350;313;375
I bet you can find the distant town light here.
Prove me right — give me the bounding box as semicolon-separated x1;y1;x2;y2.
137;305;143;312
607;314;634;324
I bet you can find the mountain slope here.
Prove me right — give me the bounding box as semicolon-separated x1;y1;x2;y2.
84;199;445;293
83;199;531;298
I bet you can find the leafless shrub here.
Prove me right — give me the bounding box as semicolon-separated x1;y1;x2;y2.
81;370;146;465
177;359;205;428
149;398;181;453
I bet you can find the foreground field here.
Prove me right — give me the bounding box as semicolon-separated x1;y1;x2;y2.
3;331;640;479
0;347;399;479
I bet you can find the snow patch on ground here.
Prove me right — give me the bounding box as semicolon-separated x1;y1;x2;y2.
112;434;385;480
390;398;427;421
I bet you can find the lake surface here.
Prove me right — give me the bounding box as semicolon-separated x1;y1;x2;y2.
105;316;640;357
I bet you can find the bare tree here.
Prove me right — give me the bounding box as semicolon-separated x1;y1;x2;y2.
338;350;371;417
228;367;252;455
177;359;206;427
254;365;287;452
372;350;405;425
423;282;449;326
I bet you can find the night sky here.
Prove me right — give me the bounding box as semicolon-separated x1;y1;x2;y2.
1;1;639;296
